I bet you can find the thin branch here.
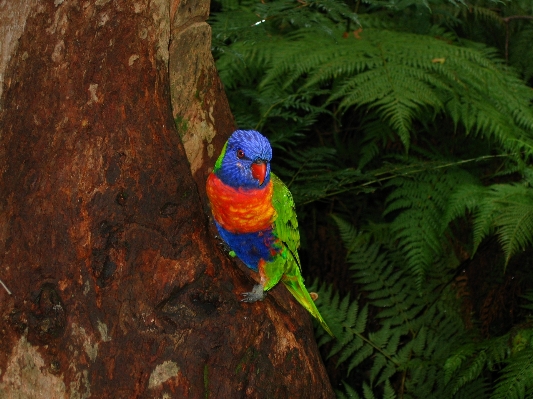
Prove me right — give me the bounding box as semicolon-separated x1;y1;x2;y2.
503;15;533;62
502;15;533;23
0;278;12;295
299;152;522;205
349;328;401;367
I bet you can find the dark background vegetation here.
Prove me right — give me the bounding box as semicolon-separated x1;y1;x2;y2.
209;0;533;397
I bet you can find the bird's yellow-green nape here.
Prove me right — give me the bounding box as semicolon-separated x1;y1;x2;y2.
213;141;228;174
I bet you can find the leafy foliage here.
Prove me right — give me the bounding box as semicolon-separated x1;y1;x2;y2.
447;181;533;268
313;217;533;398
212;0;533;153
383;166;476;286
262;27;533;152
313;216;467;398
209;0;533;396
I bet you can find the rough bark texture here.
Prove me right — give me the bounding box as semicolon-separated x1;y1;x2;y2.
168;0;234;197
0;1;334;398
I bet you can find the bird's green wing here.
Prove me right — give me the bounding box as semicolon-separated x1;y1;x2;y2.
269;173;334;336
270;173;301;266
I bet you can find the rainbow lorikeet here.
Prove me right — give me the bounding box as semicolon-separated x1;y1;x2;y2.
206;130;333;336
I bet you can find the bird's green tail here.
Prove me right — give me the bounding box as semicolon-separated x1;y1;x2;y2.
282;275;334;337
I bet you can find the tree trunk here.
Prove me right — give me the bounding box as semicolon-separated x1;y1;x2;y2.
0;1;334;398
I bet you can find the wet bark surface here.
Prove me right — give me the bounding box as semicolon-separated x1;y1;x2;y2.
0;1;334;398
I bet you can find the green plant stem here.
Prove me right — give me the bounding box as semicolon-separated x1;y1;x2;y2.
349;329;401;367
299;153;522;205
255;99;286;131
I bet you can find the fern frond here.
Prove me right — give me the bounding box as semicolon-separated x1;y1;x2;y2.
312;282;380;374
509;25;533;82
273;146;369;205
258;27;533;151
491;348;533;399
444;181;485;225
453;377;490;399
444;333;511;395
384;167;471;285
336;381;362;399
448;182;533;267
331;214;364;256
519;291;533;311
382;380;397;399
323;218;468;396
491;185;533;267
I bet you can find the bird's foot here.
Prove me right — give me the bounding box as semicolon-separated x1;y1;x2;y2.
241;284;266;303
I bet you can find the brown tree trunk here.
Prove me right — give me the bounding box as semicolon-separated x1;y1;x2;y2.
0;1;334;398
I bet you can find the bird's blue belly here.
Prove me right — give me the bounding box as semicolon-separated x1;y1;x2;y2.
215;221;276;271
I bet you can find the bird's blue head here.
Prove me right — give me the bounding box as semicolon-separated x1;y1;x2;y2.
214;130;272;189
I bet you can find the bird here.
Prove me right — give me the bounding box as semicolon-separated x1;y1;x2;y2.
206;129;333;336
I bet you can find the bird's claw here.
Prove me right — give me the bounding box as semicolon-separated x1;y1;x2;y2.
241;284;266;303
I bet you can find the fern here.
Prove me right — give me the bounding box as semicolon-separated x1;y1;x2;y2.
444;334;510;395
492;348;533;399
510;24;533;82
316;216;533;398
447;182;533;268
384;166;475;285
313;216;469;398
444;326;533;397
313;282;374;373
272;146;375;206
259;27;533;152
453;378;490;399
336;381;362;399
520;291;533;312
335;380;397;399
213;0;533;153
210;0;533;397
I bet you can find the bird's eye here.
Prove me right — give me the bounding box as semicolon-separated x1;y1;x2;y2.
237;149;245;159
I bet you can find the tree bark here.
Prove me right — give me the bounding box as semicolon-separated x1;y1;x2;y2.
0;1;334;398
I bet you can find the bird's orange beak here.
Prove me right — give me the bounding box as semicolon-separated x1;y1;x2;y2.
251;161;267;186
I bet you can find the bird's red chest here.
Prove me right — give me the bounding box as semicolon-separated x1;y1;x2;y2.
206;174;276;233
